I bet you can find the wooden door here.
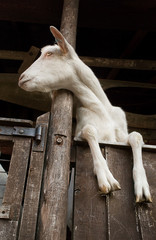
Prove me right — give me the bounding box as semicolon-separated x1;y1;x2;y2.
0;113;49;240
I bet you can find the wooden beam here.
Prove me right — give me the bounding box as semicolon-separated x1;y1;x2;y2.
36;0;79;240
81;56;156;70
0;50;26;60
100;79;156;90
126;112;156;129
1;48;156;71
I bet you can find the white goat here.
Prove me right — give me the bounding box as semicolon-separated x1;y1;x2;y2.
19;26;152;203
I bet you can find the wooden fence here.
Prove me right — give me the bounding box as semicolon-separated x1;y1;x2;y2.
0;114;156;240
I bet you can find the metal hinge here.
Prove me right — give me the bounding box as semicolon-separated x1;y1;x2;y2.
0;125;42;141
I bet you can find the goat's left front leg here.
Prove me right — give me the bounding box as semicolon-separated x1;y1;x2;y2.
128;131;152;203
80;124;121;194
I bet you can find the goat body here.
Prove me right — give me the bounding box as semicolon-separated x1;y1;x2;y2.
19;26;152;203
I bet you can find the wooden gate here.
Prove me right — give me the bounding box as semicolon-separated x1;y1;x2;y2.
73;143;156;240
0;114;156;240
0;113;49;240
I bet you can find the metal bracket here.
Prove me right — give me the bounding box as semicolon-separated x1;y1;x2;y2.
0;125;42;141
0;205;11;219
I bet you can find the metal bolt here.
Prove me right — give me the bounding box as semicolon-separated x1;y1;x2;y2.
19;129;24;134
56;137;63;144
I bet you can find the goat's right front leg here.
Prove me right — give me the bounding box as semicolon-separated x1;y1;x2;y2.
80;124;121;194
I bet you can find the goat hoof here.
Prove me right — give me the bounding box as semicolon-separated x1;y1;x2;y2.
136;195;152;203
99;182;121;195
112;183;121;191
99;185;111;195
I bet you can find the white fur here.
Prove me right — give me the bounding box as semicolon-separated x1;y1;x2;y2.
19;26;152;202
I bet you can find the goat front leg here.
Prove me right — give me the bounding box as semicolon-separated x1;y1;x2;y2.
128;131;152;203
80;124;121;194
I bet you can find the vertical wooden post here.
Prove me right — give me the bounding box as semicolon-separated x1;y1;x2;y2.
37;0;79;239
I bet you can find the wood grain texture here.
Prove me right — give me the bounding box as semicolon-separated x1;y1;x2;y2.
73;146;107;240
73;144;156;240
0;137;31;239
136;151;156;240
81;56;156;70
105;146;141;240
18;113;49;240
36;1;79;239
37;91;74;240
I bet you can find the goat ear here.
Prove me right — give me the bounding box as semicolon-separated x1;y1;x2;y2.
50;26;68;54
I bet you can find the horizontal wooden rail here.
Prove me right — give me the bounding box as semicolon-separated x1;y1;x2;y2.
1;49;156;70
99;79;156;90
0;50;26;60
81;56;156;70
75;139;156;151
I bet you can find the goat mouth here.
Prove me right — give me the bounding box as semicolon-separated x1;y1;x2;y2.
18;79;30;88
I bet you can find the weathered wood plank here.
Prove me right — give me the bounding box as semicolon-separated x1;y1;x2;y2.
100;79;156;90
73;143;156;240
2;138;31;220
18;113;49;240
129;127;156;145
0;137;31;239
37;0;79;239
0;220;18;240
1;48;156;71
136;151;156;240
36;91;73;240
81;56;156;70
0;117;33;127
126;113;156;129
73;146;107;240
105;146;141;240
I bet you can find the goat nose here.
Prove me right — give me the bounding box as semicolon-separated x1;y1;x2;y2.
19;73;25;82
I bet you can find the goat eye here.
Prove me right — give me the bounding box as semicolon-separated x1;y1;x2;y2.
46;52;53;57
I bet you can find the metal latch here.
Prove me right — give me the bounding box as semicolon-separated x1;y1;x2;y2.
0;125;42;142
0;205;11;219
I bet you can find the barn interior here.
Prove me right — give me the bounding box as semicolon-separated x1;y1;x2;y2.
0;0;156;140
0;1;156;239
